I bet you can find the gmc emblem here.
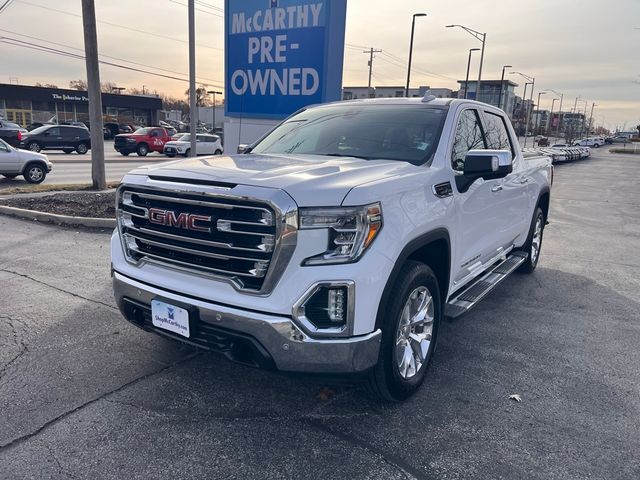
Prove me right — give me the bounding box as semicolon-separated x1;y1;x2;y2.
148;208;212;233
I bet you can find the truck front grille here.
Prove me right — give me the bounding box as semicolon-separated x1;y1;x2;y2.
117;186;282;292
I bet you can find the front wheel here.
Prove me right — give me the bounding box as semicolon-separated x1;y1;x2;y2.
136;144;149;156
214;149;222;155
24;164;46;184
76;143;88;154
183;149;190;157
63;148;74;154
368;261;441;402
517;207;545;273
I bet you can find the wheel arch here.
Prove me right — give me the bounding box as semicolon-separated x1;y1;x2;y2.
375;228;451;330
22;159;48;175
536;187;551;221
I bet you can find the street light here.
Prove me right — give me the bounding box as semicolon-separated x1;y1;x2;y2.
207;90;222;132
547;89;563;134
464;48;480;99
447;24;487;100
510;71;535;146
405;13;427;97
549;97;559;136
536;91;546;136
497;64;512;111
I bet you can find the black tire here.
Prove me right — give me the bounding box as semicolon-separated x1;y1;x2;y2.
183;149;190;157
517;207;545;273
23;163;46;184
63;148;74;154
215;149;222;155
165;154;176;158
2;174;18;179
368;261;442;402
136;143;149;156
76;143;89;155
27;142;41;153
120;151;130;157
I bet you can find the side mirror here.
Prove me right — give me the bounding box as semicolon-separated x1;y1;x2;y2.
237;144;250;154
456;149;513;193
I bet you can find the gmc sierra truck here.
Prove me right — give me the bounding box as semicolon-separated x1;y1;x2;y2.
114;127;171;157
111;97;552;401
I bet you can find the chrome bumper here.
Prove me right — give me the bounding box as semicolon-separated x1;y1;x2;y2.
112;271;381;374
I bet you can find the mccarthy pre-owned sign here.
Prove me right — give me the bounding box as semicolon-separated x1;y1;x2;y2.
225;0;347;119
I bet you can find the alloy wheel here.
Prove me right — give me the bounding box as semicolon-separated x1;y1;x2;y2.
395;286;435;379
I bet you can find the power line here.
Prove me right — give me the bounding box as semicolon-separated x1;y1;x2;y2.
0;28;224;86
167;0;223;17
14;0;223;51
0;36;225;89
0;0;15;13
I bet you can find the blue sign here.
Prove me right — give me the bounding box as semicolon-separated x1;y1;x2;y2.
225;0;347;119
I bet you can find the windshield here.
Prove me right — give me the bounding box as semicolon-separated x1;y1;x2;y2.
179;134;191;142
134;127;152;135
250;104;448;165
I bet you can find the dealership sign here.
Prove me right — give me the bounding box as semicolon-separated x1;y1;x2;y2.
225;0;347;119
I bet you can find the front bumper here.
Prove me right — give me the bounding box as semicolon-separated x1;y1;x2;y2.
113;271;382;374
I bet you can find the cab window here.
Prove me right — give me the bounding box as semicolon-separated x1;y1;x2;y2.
483;111;514;155
451;109;487;172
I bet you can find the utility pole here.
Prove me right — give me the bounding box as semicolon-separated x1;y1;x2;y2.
406;13;427;97
464;48;480;99
188;0;197;157
364;48;382;98
588;102;596;136
81;0;105;190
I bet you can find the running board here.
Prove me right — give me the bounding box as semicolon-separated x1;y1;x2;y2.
445;252;527;320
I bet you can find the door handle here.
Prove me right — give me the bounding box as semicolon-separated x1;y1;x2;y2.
491;185;503;193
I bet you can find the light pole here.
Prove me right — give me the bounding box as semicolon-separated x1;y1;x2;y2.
447;24;487;100
549;98;558;136
548;89;563;135
535;91;546;136
464;48;480;99
207;90;222;132
588;103;596;136
497;64;512;110
405;13;427;97
511;71;535;145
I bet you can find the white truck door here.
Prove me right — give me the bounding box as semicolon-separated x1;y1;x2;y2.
449;108;505;286
480;110;530;249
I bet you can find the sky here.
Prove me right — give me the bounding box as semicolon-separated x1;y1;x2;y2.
0;0;638;130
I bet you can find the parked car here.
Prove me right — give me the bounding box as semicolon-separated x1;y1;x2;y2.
61;121;88;129
27;122;55;131
0;138;52;183
573;138;602;148
163;134;223;157
611;136;631;144
112;97;553;401
19;125;91;154
171;132;188;141
104;122;133;139
114;127;171;156
0;120;27;148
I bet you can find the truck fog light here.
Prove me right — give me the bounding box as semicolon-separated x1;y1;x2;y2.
300;286;349;329
328;288;345;323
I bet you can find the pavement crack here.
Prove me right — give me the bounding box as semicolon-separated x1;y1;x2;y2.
43;441;79;480
302;417;431;480
0;268;118;311
0;314;29;380
0;351;200;452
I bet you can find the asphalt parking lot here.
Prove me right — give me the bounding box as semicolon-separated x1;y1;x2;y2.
0;150;639;479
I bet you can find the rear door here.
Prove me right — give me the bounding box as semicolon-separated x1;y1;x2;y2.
61;127;80;148
42;126;63;149
450;107;505;286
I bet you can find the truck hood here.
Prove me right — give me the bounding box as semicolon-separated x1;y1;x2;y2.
125;153;418;206
14;148;49;164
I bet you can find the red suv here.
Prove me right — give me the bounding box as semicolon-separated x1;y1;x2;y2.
114;127;171;156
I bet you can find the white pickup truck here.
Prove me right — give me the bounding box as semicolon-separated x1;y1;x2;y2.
111;97;552;400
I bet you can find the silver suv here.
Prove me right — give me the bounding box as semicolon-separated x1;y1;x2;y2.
0;138;52;184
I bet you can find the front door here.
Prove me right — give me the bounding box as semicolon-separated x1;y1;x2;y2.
43;127;63;149
449;108;506;287
0;140;21;173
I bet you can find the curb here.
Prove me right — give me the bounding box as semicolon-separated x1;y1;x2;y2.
0;205;116;228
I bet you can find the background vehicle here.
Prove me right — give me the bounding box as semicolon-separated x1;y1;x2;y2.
0;138;52;183
573;138;602;148
112;98;552;401
163;134;223;157
0;119;27;147
19;125;91;154
611;136;631;144
104;122;133;139
171;132;188;141
61;121;88;129
114;127;171;156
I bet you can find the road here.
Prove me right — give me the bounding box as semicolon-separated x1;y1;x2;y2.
0;140;178;188
0;150;639;479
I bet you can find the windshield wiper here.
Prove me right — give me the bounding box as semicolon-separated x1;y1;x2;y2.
321;153;372;160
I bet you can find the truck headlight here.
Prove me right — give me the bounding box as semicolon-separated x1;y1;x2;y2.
300;203;382;265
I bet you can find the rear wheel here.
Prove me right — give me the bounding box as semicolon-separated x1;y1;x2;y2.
27;142;41;153
76;143;88;154
517;207;545;273
24;164;46;184
63;148;74;154
183;149;190;157
215;149;222;155
136;143;149;156
368;261;441;401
